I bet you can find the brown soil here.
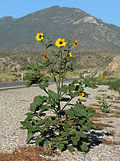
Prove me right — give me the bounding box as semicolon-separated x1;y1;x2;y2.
94;122;113;130
0;146;58;161
102;140;120;145
94;113;108;118
20;99;30;102
110;100;120;103
86;106;99;110
109;114;120;118
111;106;120;110
90;104;102;107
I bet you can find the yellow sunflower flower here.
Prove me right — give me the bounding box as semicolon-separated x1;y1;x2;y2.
80;93;85;98
74;40;78;47
36;33;44;41
66;52;72;57
55;38;67;47
43;55;48;61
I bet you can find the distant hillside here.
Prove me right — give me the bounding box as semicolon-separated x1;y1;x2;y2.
0;50;119;72
0;6;120;51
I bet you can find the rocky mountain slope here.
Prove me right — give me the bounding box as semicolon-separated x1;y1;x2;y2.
105;55;120;72
0;6;120;51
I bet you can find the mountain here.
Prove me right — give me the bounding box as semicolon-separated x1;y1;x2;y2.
0;5;120;51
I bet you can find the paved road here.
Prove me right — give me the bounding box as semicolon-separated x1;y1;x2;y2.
0;78;81;91
0;69;99;91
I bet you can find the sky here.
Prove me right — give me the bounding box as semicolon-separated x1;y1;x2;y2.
0;0;120;27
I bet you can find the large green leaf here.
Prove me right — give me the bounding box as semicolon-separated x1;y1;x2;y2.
85;120;95;129
78;118;86;125
67;57;76;61
25;112;37;121
51;50;60;57
65;109;74;118
87;108;96;118
30;96;48;112
39;84;45;90
26;133;34;143
58;144;64;150
67;145;74;152
59;85;68;93
73;104;87;117
80;141;88;152
48;90;62;101
64;124;70;131
71;136;79;145
20;120;33;129
35;136;43;146
78;131;87;138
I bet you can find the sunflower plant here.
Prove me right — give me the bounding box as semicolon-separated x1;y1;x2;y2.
20;33;98;153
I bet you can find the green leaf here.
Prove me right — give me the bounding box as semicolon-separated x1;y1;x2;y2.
71;136;78;145
48;90;62;101
42;76;50;81
25;112;37;121
87;108;96;118
26;133;34;143
35;136;43;146
59;85;68;93
51;50;60;57
30;96;48;112
25;81;32;87
47;43;53;48
44;82;49;87
65;109;74;118
64;124;70;131
39;84;45;90
71;80;78;84
85;120;95;129
67;57;76;61
78;118;86;125
58;144;64;150
74;104;86;117
80;141;88;152
67;145;74;152
78;131;87;138
20;120;33;129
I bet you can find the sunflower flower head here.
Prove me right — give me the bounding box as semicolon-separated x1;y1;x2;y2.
43;55;48;61
66;52;72;57
36;33;44;41
74;40;78;47
79;93;85;98
55;38;67;47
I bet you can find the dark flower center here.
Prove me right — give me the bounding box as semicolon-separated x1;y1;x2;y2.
39;35;42;38
59;41;63;44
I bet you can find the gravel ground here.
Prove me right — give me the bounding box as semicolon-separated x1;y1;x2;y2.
0;83;120;161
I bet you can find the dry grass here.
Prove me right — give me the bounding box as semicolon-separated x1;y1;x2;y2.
0;72;19;82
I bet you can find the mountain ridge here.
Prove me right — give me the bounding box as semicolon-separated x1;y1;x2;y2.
0;5;120;51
